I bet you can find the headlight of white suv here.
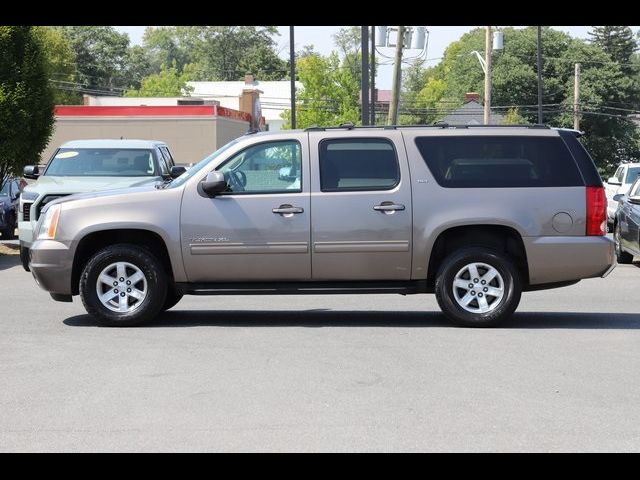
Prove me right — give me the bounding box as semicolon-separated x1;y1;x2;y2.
37;204;61;240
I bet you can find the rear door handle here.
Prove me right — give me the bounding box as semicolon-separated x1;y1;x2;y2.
273;204;304;215
373;203;405;212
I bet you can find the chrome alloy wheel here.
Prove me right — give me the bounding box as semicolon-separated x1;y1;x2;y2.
452;262;505;314
96;262;148;313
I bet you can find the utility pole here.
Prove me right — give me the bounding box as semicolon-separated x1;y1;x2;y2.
388;26;404;125
289;26;296;129
361;26;370;125
371;26;376;125
573;63;581;130
537;26;543;124
483;26;492;125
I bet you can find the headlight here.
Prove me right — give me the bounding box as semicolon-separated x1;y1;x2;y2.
37;204;61;240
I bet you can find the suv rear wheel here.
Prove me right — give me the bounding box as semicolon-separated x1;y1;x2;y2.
80;244;168;327
435;247;522;327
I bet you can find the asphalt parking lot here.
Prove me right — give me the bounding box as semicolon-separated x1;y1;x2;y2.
1;245;640;452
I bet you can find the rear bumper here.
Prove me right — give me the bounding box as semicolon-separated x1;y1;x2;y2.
29;239;74;295
524;235;615;285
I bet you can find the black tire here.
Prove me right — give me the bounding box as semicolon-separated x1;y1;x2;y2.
20;245;30;272
614;222;634;264
80;244;168;327
435;247;522;327
162;286;183;311
1;214;15;239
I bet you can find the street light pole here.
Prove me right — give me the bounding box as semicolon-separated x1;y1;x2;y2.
388;26;404;125
361;26;370;125
289;26;296;129
537;26;544;125
483;26;492;125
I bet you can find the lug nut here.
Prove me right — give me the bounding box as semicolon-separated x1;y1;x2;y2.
473;278;479;283
114;289;118;294
481;280;486;285
120;292;126;297
113;281;118;286
127;288;131;293
483;287;488;292
468;283;474;289
478;293;483;297
471;291;476;296
126;280;131;285
119;277;125;282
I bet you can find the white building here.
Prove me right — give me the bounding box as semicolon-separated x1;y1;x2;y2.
188;77;302;131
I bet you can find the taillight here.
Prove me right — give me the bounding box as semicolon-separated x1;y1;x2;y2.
586;186;606;236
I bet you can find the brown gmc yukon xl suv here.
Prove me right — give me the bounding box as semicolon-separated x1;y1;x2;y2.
28;125;615;327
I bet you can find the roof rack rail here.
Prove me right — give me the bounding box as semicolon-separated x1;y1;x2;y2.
302;123;551;131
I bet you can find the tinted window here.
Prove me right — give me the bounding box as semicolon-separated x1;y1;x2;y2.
630;179;640;197
45;148;157;177
160;147;175;168
319;138;399;191
626;166;640;184
415;136;583;188
218;140;302;193
157;148;170;176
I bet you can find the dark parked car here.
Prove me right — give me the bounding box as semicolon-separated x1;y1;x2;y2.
0;177;21;239
613;177;640;264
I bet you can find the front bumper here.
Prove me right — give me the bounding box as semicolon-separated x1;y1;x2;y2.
29;239;74;295
524;235;615;285
18;220;35;248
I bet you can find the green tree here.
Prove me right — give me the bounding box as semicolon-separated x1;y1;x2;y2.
141;26;286;81
589;26;637;71
410;26;639;171
0;26;54;186
142;26;189;74
281;50;360;129
33;26;80;104
125;63;193;97
58;26;131;94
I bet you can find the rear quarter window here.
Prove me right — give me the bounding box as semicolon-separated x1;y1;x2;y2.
415;135;584;188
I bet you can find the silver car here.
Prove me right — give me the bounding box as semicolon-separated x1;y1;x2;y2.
19;139;184;270
27;125;614;327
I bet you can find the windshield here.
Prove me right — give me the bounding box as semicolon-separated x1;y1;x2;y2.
45;148;157;177
626;167;640;184
167;139;240;188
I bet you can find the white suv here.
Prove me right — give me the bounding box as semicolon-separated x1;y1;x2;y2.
605;163;640;229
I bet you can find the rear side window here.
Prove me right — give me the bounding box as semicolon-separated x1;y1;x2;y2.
626;166;640;184
415;135;584;188
319;138;399;191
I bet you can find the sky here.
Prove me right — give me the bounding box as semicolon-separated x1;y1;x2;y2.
114;26;638;89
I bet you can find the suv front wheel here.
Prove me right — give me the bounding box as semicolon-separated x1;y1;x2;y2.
435;247;522;327
80;244;168;327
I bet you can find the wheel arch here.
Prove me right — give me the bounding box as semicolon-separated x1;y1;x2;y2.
427;224;529;289
71;229;174;295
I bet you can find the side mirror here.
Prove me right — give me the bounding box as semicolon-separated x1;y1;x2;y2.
23;165;39;180
200;171;227;197
170;166;187;178
608;176;621;186
613;193;625;202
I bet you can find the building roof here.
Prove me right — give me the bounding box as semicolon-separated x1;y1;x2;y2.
60;139;168;149
441;100;504;125
188;80;302;122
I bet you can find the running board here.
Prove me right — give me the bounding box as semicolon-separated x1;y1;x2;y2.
175;281;428;296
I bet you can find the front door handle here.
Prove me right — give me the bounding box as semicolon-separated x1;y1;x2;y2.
273;204;304;215
373;202;405;213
